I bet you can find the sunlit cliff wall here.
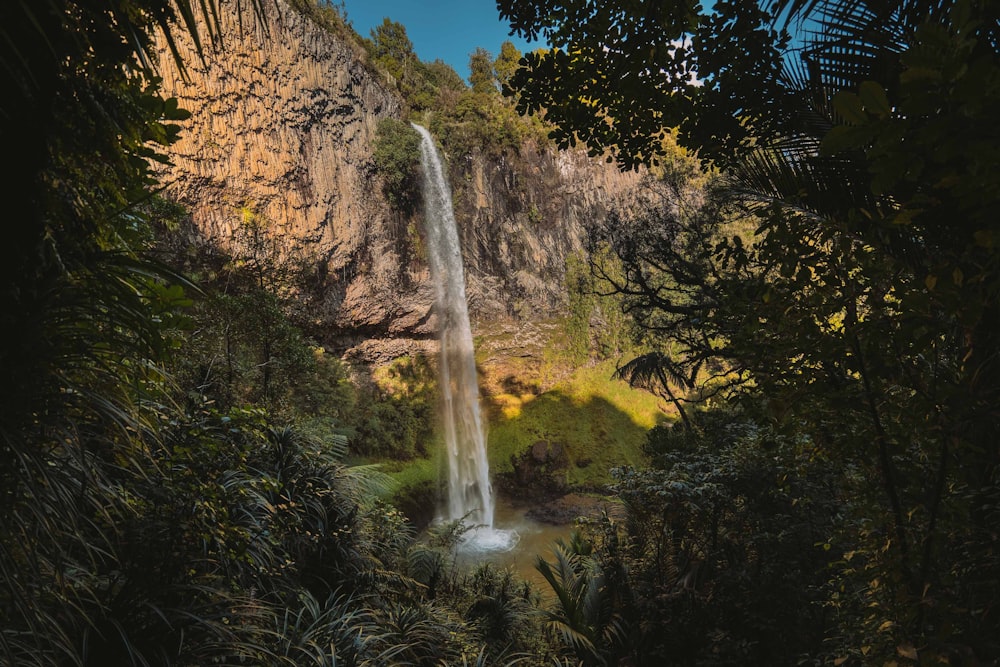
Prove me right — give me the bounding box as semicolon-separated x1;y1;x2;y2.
155;0;645;358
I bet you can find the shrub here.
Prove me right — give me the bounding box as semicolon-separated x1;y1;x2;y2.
373;118;422;215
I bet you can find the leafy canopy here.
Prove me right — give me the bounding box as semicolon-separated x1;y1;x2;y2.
498;0;1000;659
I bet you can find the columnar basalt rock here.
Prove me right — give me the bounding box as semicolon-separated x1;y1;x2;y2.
154;1;420;338
155;1;646;357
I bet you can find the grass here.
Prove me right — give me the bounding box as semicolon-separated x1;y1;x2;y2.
383;451;439;490
475;320;670;488
485;358;669;487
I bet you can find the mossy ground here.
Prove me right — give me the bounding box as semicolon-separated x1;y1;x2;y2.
484;358;667;487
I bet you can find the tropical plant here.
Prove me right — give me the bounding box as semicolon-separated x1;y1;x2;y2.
0;21;199;658
1;1;566;664
500;0;1000;659
529;407;837;665
463;563;538;650
272;591;390;666
535;535;628;667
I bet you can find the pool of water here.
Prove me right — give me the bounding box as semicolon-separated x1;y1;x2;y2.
455;498;577;588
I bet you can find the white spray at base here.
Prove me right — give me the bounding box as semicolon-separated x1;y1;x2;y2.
411;123;518;553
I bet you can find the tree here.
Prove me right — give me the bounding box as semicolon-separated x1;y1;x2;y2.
498;0;790;169
499;0;1000;659
0;1;271;662
469;46;498;94
424;59;467;92
494;40;523;91
368;17;417;81
575;407;837;666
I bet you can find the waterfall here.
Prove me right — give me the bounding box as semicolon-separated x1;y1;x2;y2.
411;123;495;529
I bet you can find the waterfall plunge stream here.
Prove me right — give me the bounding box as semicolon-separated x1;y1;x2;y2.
411;123;518;553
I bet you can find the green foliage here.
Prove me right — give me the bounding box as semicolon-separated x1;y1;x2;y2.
498;0;790;169
534;406;836;666
494;41;524;91
355;18;551;159
560;254;594;365
350;355;437;460
488;360;663;490
364;18;445;112
284;0;364;55
280;5;554;196
0;1;562;663
351;390;433;459
628;411;837;663
463;563;537;647
424;58;468;92
535;535;628;666
165;223;317;414
560;250;635;365
0;0;239;660
368;17;416;79
503;0;1000;660
373;117;422;215
470;47;498;94
589;167;755;426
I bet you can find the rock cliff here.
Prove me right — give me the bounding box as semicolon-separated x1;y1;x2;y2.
155;1;644;358
449;145;642;322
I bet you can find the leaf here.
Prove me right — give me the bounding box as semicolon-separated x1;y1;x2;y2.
833;91;867;125
820;125;856;154
925;274;938;291
973;229;994;249
900;66;942;84
897;643;918;660
859;81;891;117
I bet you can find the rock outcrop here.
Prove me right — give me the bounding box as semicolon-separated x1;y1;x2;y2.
451;145;644;321
155;1;645;358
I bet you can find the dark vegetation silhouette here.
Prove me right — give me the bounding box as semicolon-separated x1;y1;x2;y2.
499;0;1000;662
0;1;547;664
3;0;998;664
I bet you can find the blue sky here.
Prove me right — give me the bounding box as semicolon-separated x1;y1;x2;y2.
339;0;540;80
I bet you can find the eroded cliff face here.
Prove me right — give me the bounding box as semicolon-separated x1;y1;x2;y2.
154;1;428;342
449;145;643;321
156;1;644;358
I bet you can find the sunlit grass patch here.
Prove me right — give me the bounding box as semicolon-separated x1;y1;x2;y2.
486;358;669;488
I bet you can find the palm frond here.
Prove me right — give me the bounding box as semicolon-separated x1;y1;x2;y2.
729;143;880;223
273;591;384;666
615;351;692;391
375;601;458;665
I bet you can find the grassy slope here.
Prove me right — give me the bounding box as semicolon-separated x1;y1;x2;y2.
484;359;665;487
380;321;670;509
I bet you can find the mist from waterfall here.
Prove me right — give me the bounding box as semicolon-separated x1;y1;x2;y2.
411;123;495;530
